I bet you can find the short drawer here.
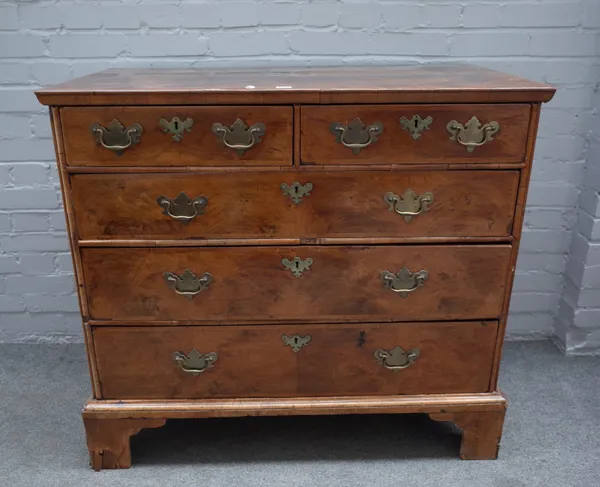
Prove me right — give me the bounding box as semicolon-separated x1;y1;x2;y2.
301;104;530;164
82;245;511;322
93;321;497;399
60;106;293;166
71;170;519;240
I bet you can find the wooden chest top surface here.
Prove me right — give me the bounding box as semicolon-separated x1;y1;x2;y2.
35;64;555;106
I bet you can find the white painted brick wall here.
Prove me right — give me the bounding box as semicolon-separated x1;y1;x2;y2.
0;0;599;343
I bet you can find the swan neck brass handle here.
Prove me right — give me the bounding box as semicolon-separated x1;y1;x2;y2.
173;350;218;376
374;346;420;370
330;117;383;155
90;119;143;155
381;267;428;297
447;116;500;152
212;118;266;155
164;269;213;299
384;189;434;222
157;192;208;224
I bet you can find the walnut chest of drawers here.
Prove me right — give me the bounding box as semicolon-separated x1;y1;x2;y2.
36;65;555;470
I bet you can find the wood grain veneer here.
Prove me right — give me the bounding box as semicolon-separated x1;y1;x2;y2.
71;170;519;241
61;106;293;166
81;245;511;323
301;104;530;164
93;322;497;399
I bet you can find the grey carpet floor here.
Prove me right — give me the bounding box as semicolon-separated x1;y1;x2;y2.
0;341;599;487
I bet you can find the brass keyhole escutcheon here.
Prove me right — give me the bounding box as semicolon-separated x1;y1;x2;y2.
399;115;433;140
282;334;312;353
159;117;194;142
282;257;313;278
281;181;313;205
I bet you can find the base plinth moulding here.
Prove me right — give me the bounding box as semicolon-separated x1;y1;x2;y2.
82;391;507;470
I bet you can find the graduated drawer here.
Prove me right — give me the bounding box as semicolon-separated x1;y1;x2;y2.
71;170;519;240
301;104;530;164
60;106;293;167
82;245;511;322
93;321;497;399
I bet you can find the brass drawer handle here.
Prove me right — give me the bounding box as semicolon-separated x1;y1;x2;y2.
212;118;266;155
399;115;433;139
384;189;434;222
159;117;194;142
90;119;143;155
281;181;313;204
164;269;213;299
173;349;218;376
374;346;420;370
330;117;383;155
447;116;500;152
282;334;312;353
157;192;208;224
282;257;313;277
381;267;428;297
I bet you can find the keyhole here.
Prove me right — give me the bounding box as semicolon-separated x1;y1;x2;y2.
414;118;419;129
293;337;300;346
173;120;179;131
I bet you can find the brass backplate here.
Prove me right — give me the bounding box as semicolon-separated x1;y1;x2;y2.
164;269;213;299
384;189;434;222
90;119;143;155
157;192;208;223
447;116;500;152
374;346;420;370
381;267;428;297
212;118;266;155
330;117;383;155
173;349;218;376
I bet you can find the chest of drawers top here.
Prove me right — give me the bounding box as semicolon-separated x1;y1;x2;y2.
36;64;554;106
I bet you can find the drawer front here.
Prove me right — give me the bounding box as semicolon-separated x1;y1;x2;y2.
72;170;519;240
301;104;530;164
82;245;511;322
93;321;497;399
61;106;293;166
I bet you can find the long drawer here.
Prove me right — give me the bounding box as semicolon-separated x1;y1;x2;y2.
81;245;511;322
71;171;519;240
301;104;530;164
93;321;498;399
60;106;293;166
